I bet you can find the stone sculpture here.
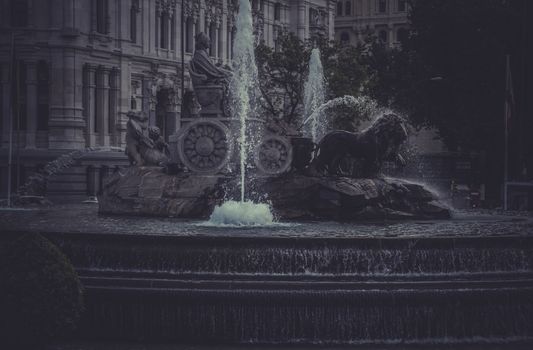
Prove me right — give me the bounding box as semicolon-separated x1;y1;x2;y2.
125;112;169;167
311;114;408;177
189;32;232;116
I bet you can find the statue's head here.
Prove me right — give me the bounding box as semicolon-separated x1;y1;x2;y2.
195;32;210;50
148;126;161;140
369;113;408;156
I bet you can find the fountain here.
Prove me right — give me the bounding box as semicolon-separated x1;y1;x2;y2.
303;48;327;143
4;1;531;347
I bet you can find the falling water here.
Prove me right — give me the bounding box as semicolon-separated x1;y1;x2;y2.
231;0;259;202
207;0;274;226
303;48;326;142
302;95;379;130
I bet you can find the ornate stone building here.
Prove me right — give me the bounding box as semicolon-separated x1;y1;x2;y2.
0;0;336;200
334;0;409;47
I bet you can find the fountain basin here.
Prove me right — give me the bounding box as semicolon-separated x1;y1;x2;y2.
1;207;532;345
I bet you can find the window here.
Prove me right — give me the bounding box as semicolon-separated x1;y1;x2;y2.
37;61;49;131
130;0;139;43
185;17;194;53
159;12;169;49
378;0;387;13
337;2;343;16
209;23;217;57
398;0;406;12
171;14;176;50
274;3;281;21
345;1;351;16
378;29;387;42
11;0;29;27
340;32;350;44
96;0;109;34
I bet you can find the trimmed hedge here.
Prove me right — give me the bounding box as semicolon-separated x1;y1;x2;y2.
0;233;84;346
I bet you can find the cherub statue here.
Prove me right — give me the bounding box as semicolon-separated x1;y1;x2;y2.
139;126;170;166
125;112;170;167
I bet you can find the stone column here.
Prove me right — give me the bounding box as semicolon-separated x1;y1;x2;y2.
25;62;37;148
220;16;227;62
109;68;120;146
205;19;212;56
84;64;97;147
192;17;197;50
215;22;220;59
48;48;85;149
117;60;131;148
96;67;110;146
167;11;173;51
199;5;205;33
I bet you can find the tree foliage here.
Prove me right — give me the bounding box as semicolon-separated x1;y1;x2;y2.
255;33;369;129
0;233;84;346
366;0;523;152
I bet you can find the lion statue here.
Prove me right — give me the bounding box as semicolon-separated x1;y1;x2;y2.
310;113;408;177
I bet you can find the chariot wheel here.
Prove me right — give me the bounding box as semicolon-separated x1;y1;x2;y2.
254;135;293;175
178;120;232;174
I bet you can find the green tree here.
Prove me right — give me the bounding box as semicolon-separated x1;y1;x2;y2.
255;33;369;129
366;0;523;152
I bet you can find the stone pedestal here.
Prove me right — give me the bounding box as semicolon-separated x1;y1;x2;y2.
98;167;450;220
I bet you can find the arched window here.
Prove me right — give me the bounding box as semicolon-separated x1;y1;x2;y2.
397;27;408;43
340;32;350;44
185;17;194;53
378;30;387;42
345;1;351;16
337;2;343;16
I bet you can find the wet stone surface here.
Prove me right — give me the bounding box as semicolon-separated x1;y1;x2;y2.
97;167;451;221
0;204;532;238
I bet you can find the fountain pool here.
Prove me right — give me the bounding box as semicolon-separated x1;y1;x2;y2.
1;205;533;346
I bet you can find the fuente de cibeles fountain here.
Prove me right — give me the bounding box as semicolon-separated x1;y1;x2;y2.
98;0;449;223
3;0;531;347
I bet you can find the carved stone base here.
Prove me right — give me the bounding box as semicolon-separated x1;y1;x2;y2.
99;167;450;221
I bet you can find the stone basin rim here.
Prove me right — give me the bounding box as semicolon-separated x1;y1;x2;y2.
4;229;533;247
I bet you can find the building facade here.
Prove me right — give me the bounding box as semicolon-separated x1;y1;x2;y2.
334;0;408;47
0;0;337;200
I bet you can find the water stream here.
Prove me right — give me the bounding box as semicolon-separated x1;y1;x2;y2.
208;0;274;226
230;0;259;203
303;48;326;143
